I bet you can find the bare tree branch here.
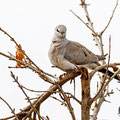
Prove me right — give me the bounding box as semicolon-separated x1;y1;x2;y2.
0;27;57;80
0;52;56;84
22;85;58;94
0;97;19;120
90;68;120;105
100;0;119;35
0;71;81;119
50;96;67;106
0;0;119;119
10;71;42;120
80;0;105;58
90;63;120;79
66;92;82;105
57;84;76;120
70;10;97;36
103;35;111;80
78;1;119;120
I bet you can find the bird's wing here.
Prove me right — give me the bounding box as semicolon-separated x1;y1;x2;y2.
64;40;105;65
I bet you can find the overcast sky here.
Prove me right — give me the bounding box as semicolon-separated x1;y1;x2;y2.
0;0;120;119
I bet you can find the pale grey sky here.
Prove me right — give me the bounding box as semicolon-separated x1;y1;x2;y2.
0;0;120;119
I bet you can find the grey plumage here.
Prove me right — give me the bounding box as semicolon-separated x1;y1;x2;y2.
64;40;105;65
48;25;120;80
48;25;105;72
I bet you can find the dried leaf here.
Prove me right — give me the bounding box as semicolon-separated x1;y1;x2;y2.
15;44;24;67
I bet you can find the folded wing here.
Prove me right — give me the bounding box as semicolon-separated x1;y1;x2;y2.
64;40;105;65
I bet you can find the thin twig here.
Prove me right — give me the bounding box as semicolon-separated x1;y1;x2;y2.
103;35;111;81
0;27;57;80
66;92;82;105
56;84;76;120
100;0;118;35
80;0;105;59
2;71;81;120
116;88;120;92
10;71;41;120
22;85;58;94
104;89;114;98
0;27;39;70
0;97;19;120
0;52;55;84
90;63;120;79
50;96;67;106
80;0;93;26
0;28;19;46
70;10;97;36
90;68;120;105
0;115;15;120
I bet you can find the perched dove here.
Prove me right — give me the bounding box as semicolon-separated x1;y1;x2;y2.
48;25;119;80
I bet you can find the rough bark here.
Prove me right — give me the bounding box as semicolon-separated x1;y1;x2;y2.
81;68;91;120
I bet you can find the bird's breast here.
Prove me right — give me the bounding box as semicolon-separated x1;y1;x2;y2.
48;42;76;71
48;42;65;67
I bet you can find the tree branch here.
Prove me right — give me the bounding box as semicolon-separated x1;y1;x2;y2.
100;0;118;35
1;72;81;119
90;68;120;105
0;97;19;120
66;92;82;105
70;10;97;36
0;27;57;81
57;84;76;120
10;71;42;120
90;63;120;79
0;52;55;84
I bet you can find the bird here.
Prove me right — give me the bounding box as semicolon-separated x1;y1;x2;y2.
48;25;120;80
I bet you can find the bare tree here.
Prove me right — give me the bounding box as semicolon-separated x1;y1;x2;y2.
0;0;119;120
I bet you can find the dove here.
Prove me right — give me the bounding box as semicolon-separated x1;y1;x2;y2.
48;25;119;80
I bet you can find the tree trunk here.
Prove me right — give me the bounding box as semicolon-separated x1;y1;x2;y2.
81;68;91;120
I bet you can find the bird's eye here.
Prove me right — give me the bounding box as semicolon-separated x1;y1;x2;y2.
57;29;60;33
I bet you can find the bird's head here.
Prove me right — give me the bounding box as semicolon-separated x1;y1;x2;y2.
54;25;67;38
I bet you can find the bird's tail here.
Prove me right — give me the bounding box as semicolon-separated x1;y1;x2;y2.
97;54;108;61
99;68;120;81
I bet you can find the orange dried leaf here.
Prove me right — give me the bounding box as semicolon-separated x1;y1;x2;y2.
15;44;24;67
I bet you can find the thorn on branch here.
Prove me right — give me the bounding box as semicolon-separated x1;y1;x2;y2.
116;88;120;91
104;99;111;103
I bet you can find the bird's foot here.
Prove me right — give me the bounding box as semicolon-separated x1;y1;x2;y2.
75;66;85;74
